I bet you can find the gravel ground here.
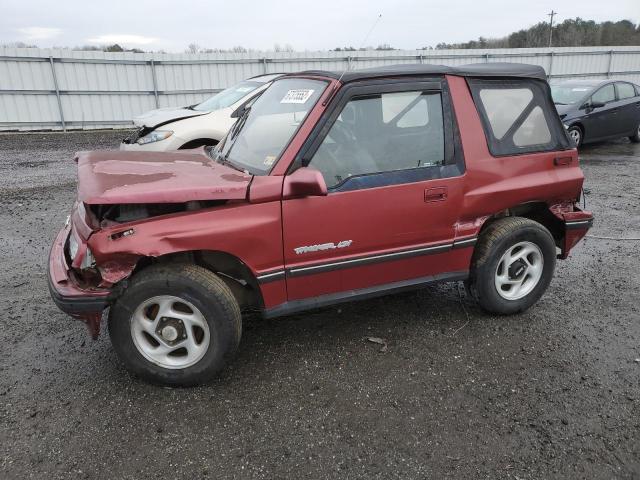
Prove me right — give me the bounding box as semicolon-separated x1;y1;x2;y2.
0;130;639;480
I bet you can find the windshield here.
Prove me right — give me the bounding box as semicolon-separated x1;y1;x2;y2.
216;78;328;174
551;84;595;105
193;80;262;111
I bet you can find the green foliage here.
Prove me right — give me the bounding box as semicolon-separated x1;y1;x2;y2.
433;18;640;49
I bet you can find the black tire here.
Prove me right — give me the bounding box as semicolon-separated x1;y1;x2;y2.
468;217;556;315
629;124;640;143
568;125;583;147
108;263;241;386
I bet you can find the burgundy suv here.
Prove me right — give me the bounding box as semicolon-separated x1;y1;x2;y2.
49;63;593;385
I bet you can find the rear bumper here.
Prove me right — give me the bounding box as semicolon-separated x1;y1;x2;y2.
559;208;593;259
48;227;111;336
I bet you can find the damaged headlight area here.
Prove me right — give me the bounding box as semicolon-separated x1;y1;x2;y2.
136;130;173;145
80;247;96;269
68;234;96;269
68;233;79;260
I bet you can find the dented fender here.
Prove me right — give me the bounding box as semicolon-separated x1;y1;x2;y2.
87;201;285;292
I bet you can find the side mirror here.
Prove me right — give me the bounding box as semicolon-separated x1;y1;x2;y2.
283;167;327;199
583;100;605;111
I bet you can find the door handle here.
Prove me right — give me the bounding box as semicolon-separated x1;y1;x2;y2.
554;156;573;167
425;187;447;202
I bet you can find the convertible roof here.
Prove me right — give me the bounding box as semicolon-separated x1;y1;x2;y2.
291;62;547;82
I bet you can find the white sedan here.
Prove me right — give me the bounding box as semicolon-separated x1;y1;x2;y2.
120;73;282;151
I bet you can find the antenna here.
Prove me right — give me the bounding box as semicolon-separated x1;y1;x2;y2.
337;13;383;83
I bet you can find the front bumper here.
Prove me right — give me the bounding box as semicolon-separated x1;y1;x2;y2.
48;226;111;338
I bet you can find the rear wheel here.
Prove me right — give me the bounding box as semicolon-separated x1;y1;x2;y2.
468;217;556;315
568;125;582;147
629;124;640;143
108;264;241;386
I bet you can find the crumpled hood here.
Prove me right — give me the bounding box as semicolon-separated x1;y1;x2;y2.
133;107;208;128
75;148;252;205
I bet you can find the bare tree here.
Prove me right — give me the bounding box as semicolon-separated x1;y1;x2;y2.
186;43;200;54
1;41;38;48
273;43;294;52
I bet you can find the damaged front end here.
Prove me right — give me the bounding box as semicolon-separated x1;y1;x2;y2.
48;212;111;339
49;198;233;338
48;148;253;338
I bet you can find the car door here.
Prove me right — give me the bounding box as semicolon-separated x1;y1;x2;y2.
281;80;467;301
614;82;640;135
582;83;618;140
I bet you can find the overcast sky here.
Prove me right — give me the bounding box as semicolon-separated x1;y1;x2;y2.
2;0;638;52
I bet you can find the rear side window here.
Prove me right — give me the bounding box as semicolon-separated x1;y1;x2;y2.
591;84;615;104
616;82;636;100
468;78;570;156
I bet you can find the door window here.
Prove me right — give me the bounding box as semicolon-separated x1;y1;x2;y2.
616;82;637;100
591;84;615;104
309;91;444;189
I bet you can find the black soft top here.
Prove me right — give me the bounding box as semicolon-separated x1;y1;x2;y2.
291;62;547;83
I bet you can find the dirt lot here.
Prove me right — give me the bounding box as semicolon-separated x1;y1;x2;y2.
0;131;638;479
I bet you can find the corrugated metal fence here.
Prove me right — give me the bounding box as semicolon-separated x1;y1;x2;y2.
1;46;639;131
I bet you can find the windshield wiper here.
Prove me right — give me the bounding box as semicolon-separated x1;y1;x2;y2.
207;145;242;172
222;106;252;163
554;101;568;105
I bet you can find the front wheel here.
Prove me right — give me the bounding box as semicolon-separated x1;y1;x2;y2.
468;217;556;315
108;264;241;386
567;125;582;147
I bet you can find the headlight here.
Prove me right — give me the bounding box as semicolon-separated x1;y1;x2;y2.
80;247;95;269
68;234;95;269
563;123;569;130
136;130;173;145
68;234;79;260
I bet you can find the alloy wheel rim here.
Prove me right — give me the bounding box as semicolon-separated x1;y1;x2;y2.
130;295;210;369
569;128;580;145
494;241;544;301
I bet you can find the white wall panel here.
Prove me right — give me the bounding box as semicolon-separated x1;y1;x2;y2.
1;46;638;130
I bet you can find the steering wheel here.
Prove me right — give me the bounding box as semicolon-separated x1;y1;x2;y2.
328;120;355;144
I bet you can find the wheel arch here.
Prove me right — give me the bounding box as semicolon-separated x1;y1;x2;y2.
178;138;219;149
477;202;565;248
129;249;264;311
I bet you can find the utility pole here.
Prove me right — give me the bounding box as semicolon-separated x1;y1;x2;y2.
547;10;557;47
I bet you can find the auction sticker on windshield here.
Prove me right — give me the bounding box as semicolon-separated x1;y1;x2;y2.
281;89;315;104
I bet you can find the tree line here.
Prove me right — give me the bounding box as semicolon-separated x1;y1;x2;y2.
3;18;638;53
432;18;640;49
